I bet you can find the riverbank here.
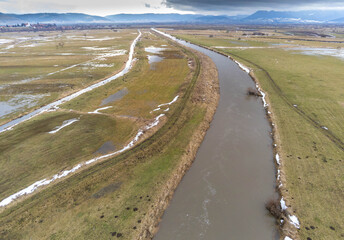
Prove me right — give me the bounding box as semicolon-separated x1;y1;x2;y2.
137;48;219;239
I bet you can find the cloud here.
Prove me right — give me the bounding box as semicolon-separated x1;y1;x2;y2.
0;0;192;15
0;0;76;13
164;0;344;13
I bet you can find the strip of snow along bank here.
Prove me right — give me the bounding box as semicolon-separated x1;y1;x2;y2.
230;56;270;109
256;84;268;108
280;197;287;211
153;29;270;112
151;28;178;42
289;215;300;229
0;30;141;134
48;118;79;134
233;59;250;74
275;152;300;229
152;29;270;111
0;110;171;207
278;188;301;229
275;153;280;165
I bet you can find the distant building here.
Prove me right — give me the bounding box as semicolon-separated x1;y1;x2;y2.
21;23;31;27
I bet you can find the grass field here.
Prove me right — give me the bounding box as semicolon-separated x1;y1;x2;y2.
168;28;344;239
0;29;220;240
0;29;137;125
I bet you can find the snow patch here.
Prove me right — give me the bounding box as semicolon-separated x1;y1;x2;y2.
233;59;250;73
48;118;79;134
5;45;14;49
83;62;114;68
82;46;111;51
257;85;268;108
145;46;166;54
280;197;287;210
88;106;113;114
276;153;280;165
86;37;120;41
215;46;269;49
289;215;300;229
158;95;179;108
0;39;13;45
150;96;179;113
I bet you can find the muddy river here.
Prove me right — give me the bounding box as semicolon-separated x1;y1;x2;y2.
153;30;278;240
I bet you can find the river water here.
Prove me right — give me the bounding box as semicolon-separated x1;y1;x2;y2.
153;29;278;240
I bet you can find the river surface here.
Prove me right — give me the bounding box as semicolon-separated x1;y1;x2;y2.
153;30;278;240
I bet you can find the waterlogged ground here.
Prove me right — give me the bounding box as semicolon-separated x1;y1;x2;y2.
168;27;344;240
0;32;200;239
0;29;137;124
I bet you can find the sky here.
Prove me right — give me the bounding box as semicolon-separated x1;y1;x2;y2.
1;0;344;16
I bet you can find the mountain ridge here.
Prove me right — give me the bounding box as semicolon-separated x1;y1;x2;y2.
0;10;344;25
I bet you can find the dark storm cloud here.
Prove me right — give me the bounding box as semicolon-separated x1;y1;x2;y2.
164;0;344;12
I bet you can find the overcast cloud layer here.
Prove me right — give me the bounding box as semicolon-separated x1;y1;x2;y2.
0;0;190;15
164;0;344;14
0;0;344;15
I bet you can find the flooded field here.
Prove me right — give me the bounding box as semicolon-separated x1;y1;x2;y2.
100;87;129;106
289;47;344;60
0;31;141;133
0;29;138;124
0;94;49;118
153;30;278;240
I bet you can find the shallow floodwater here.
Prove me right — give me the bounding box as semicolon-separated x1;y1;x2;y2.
154;31;278;240
95;141;116;154
289;47;344;60
100;87;128;106
0;94;47;118
148;55;164;70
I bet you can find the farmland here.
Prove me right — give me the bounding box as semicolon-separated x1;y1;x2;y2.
0;29;219;239
0;29;137;125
